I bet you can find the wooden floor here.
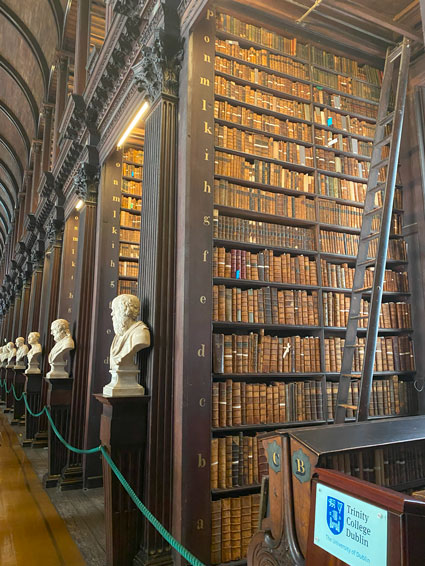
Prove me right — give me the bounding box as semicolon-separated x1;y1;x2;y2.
0;412;106;565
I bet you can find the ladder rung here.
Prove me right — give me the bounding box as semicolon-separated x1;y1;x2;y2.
344;343;363;348
389;44;403;62
369;183;386;194
376;134;392;148
358;258;376;268
361;232;380;242
350;315;369;320
371;158;389;171
379;112;394;127
353;286;373;293
341;374;361;378
338;404;358;410
364;206;383;217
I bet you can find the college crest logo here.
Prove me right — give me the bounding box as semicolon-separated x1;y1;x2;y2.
327;496;344;535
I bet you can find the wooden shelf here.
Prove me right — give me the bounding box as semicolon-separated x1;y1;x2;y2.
214;173;314;198
215;93;313;126
119;255;139;262
314;122;374;142
315;144;371;161
118;275;138;281
313;101;377;123
214;204;316;228
211;484;261;498
215;117;313;147
323;326;413;334
320;286;410;297
121;191;142;199
216;28;311;65
311;62;382;89
121;207;141;215
213;372;324;380
214;239;317;256
215;145;315;174
213;278;319;291
212;419;327;434
325;371;415;378
119;225;140;231
122;159;144;167
213;321;320;331
215;69;313;108
122;175;142;182
216;49;312;87
319;252;407;265
316;167;369;184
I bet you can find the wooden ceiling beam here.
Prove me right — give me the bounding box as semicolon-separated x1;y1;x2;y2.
323;0;423;42
0;160;19;200
420;0;425;45
47;0;64;41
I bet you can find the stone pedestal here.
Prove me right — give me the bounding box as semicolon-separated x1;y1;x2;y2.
11;368;26;424
24;372;43;446
43;377;73;488
103;369;145;397
95;394;150;566
5;367;14;412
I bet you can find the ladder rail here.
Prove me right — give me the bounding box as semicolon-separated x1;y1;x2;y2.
334;38;410;424
357;38;411;421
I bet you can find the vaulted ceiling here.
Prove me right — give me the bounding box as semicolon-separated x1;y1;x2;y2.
0;0;68;243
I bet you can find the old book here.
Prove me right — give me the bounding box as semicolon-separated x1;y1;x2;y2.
211;499;222;564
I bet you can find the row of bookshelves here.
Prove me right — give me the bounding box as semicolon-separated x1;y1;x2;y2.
212;332;415;374
213;284;411;328
212;247;409;291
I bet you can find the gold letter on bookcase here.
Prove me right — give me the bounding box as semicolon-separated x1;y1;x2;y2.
196;519;204;530
204;181;211;193
203;216;210;225
206;9;214;19
203;250;209;262
198;454;206;468
200;77;210;86
197;344;206;357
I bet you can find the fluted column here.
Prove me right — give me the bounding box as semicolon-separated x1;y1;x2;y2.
31;142;42;213
60;160;99;490
41;104;55;173
131;5;182;562
53;56;68;163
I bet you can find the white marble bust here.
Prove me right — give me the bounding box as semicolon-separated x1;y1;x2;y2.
14;337;29;369
103;294;150;397
6;341;16;368
0;346;6;366
25;332;42;374
46;319;75;378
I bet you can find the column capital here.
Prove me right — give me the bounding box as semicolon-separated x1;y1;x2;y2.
74;162;100;204
32;140;42;154
132;3;184;102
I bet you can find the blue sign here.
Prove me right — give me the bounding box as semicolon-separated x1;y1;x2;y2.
314;483;388;566
327;496;344;535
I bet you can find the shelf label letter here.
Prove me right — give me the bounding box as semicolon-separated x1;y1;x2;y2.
197;344;205;357
200;296;207;304
200;77;210;87
198;454;206;468
203;250;209;262
204;122;212;135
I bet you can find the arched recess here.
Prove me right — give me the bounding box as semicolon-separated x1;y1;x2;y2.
0;184;12;222
47;0;64;41
0;135;24;180
0;102;31;155
0;160;18;204
0;55;38;131
0;1;49;92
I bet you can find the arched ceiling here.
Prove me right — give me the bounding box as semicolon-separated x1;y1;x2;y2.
0;0;66;254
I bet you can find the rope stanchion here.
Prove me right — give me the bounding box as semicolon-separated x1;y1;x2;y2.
0;378;205;566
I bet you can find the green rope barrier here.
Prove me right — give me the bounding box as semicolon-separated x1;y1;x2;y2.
1;377;205;566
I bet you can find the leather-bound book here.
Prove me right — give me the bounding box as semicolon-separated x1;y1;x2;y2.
211;499;222;564
211;438;219;489
221;498;232;563
218;437;227;488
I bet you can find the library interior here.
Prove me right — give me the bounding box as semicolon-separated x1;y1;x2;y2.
0;0;425;565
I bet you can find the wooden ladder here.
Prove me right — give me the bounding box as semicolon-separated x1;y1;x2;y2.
334;38;411;424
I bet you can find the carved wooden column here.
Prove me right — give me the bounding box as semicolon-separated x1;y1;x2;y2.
53;56;69;163
18;258;32;338
26;234;47;447
96;395;150;566
24;372;43;445
24;171;33;219
12;368;26;424
41;104;55;173
31;142;42;213
74;0;90;95
60;160;99;490
132;6;182;564
44;377;74;487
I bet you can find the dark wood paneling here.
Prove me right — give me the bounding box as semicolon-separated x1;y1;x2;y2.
173;7;216;564
57;213;80;323
83;155;121;487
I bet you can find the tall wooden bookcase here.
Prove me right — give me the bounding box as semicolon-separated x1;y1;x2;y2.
175;5;418;566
